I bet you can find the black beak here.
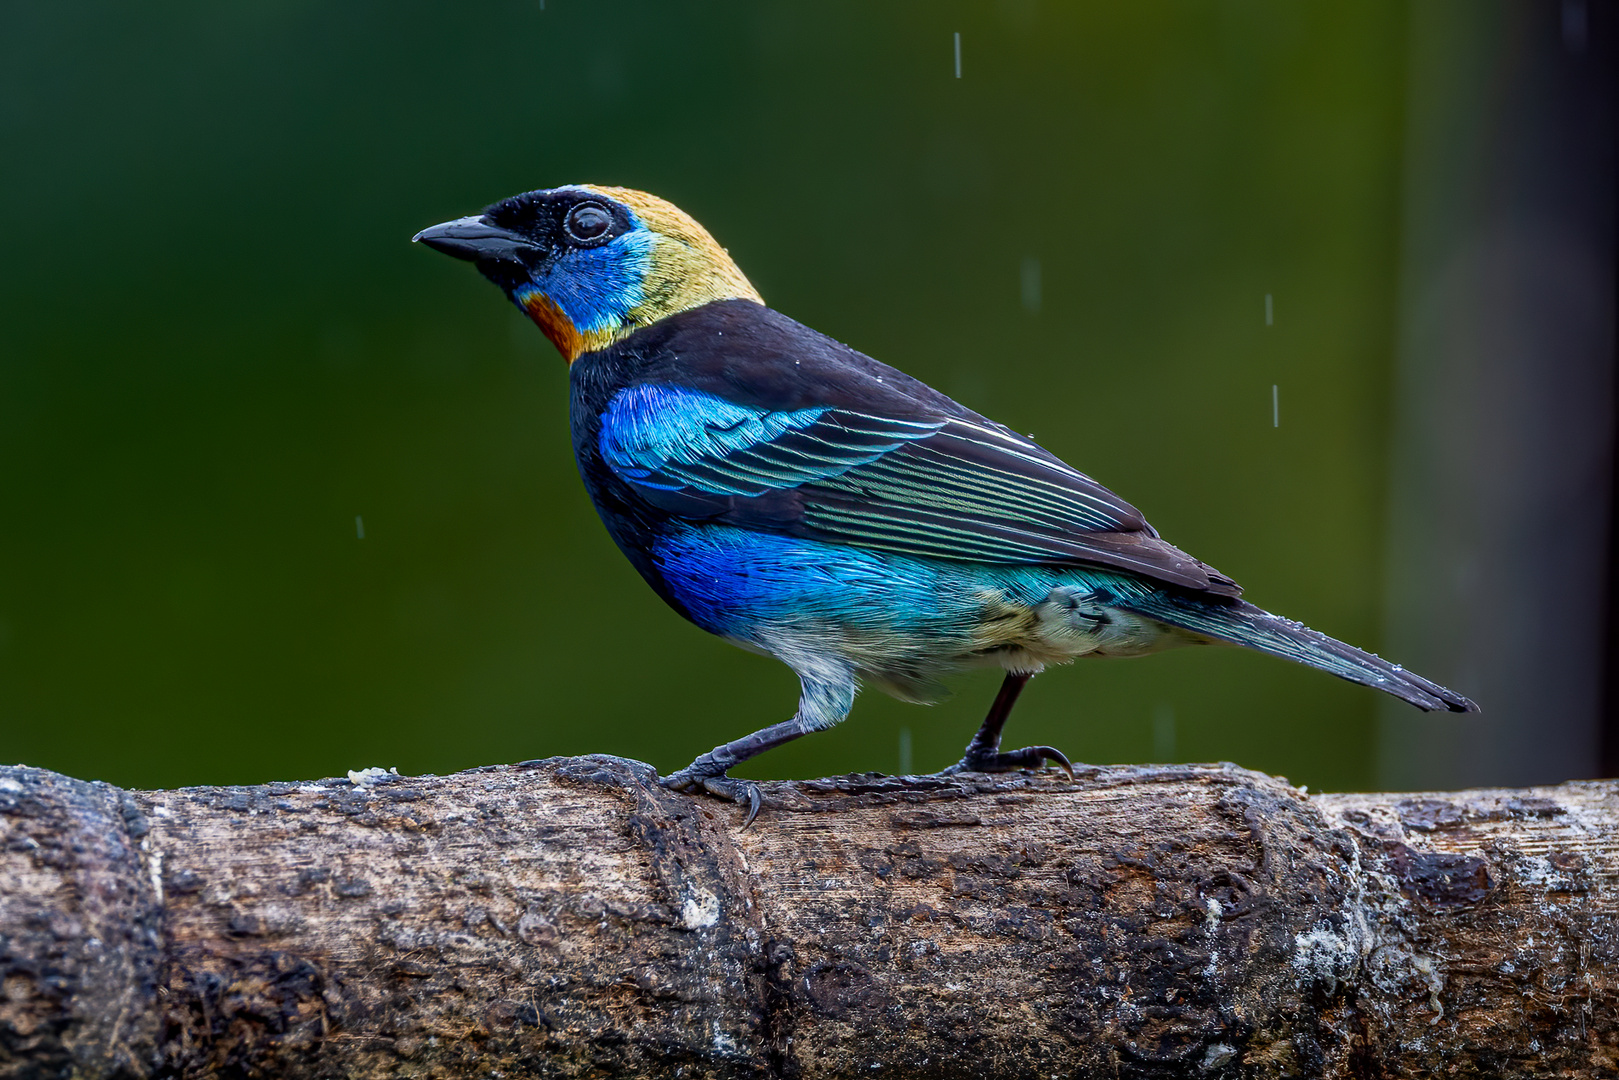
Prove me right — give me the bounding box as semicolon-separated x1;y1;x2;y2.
412;216;540;264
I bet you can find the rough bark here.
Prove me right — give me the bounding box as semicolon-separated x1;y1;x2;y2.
0;756;1614;1079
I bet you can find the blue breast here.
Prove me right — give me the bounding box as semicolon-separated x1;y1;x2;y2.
651;523;1133;645
653;526;929;637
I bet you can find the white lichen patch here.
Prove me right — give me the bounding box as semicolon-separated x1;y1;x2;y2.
1411;953;1445;1022
1365;943;1446;1024
346;767;398;787
1292;923;1362;992
678;886;720;930
147;847;164;905
1204;897;1223;978
711;1021;739;1055
1514;853;1584;895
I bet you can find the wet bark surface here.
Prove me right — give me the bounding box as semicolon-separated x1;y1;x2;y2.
1;757;1614;1078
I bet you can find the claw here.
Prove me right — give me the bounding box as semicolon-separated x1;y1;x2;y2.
699;775;762;829
943;744;1076;778
662;768;765;828
1033;745;1075;780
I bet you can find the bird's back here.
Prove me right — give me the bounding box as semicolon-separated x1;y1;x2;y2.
569;298;1241;603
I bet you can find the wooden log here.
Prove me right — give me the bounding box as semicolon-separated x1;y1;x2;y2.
1;757;1614;1078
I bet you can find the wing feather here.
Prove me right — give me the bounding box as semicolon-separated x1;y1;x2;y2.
597;382;1239;595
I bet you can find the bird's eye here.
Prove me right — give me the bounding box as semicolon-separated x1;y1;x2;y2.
565;203;613;244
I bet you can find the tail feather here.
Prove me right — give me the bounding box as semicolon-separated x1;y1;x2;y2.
1118;591;1478;713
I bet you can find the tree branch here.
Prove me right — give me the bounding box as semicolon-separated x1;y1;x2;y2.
1;757;1614;1078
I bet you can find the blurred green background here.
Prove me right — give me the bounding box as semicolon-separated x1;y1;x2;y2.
0;1;1433;792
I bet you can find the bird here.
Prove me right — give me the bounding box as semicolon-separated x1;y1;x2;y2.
414;184;1478;824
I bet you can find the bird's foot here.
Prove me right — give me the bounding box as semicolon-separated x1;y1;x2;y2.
661;765;764;828
939;744;1075;779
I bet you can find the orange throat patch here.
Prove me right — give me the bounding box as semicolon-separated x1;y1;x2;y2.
520;292;587;363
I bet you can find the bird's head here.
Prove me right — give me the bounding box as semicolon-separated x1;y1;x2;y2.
414;185;762;363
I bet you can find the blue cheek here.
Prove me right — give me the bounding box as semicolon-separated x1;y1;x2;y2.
529;231;655;335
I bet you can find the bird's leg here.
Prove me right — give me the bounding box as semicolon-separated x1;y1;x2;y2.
661;718;809;827
664;667;854;826
940;671;1074;777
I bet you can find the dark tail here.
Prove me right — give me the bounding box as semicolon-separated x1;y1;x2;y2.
1117;591;1478;713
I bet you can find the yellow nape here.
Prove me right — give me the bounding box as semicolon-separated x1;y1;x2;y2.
521;186;764;363
588;185;763;319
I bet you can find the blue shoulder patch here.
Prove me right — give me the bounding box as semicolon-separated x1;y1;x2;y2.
600;385;828;493
599;384;946;497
